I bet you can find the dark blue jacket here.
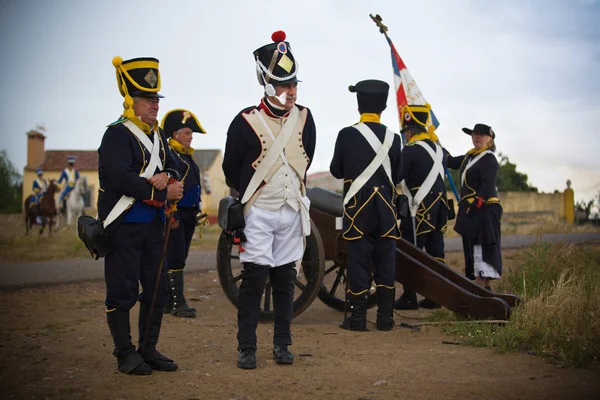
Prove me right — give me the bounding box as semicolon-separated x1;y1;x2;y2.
330;122;402;240
97;121;179;230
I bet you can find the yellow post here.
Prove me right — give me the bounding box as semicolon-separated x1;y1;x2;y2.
564;180;574;224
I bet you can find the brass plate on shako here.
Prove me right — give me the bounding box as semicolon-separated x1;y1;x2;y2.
144;70;158;88
278;54;293;73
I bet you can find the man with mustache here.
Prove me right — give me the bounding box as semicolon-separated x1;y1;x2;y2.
223;30;316;370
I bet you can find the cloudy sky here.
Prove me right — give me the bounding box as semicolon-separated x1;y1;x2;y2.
1;0;599;201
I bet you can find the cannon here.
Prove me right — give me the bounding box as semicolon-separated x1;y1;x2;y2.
216;187;522;321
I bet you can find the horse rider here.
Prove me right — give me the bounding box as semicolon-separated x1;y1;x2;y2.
32;168;48;205
394;104;449;311
330;80;403;332
98;56;183;375
223;30;316;369
58;155;80;212
161;109;207;318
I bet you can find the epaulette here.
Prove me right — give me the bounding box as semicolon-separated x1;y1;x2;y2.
106;116;127;127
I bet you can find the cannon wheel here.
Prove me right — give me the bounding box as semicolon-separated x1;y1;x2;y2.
216;220;325;321
317;262;378;312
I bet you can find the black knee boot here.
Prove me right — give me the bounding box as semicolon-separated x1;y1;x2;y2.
167;270;196;318
138;303;178;371
340;292;369;332
376;287;396;331
237;263;270;351
394;286;418;310
106;309;151;375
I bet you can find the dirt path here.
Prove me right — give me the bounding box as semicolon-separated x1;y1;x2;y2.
1;262;599;400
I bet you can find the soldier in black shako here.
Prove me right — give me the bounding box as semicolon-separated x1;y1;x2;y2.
330;80;402;332
98;56;183;375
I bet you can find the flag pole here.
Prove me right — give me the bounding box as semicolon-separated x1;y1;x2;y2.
370;13;460;202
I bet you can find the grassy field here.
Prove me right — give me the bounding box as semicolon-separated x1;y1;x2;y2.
0;213;221;263
1;212;598;263
429;242;600;367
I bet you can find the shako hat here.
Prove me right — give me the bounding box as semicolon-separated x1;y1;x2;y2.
112;56;163;120
35;168;43;175
67;155;76;164
254;31;300;95
462;123;495;139
400;104;432;133
349;80;389;114
161;109;206;138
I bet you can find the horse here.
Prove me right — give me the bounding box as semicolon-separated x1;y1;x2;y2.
24;194;39;235
38;180;59;236
65;178;86;226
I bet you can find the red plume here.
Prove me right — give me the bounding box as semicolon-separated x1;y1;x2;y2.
271;30;286;42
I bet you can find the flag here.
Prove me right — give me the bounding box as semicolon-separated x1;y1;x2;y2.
385;35;440;132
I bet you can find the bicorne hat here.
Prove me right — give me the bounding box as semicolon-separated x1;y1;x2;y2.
254;31;300;94
400;104;432;133
161;109;206;138
35;168;43;175
348;80;389;114
67;155;76;164
462;123;495;139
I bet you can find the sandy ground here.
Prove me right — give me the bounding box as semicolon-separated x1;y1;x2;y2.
1;249;599;400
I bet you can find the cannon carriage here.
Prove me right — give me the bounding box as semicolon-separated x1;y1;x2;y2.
216;187;522;321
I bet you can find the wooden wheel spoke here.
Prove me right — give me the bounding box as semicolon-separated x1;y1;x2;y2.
324;264;340;275
295;279;307;291
233;273;243;283
329;269;344;296
262;283;272;313
229;255;240;260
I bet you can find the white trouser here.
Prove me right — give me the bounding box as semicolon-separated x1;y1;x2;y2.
473;245;500;279
240;204;304;267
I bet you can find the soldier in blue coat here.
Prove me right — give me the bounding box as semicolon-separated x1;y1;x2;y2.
58;155;80;212
394;104;449;310
161;109;207;318
98;56;183;375
330;80;402;332
32;168;48;205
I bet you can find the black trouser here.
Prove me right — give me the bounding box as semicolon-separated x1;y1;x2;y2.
345;235;396;294
401;225;446;262
167;208;197;271
237;262;296;351
105;215;168;311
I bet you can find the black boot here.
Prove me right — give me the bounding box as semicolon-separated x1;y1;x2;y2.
376;287;395;331
340;292;369;331
138;303;178;372
106;309;151;375
167;270;196;318
394;287;419;310
418;298;441;309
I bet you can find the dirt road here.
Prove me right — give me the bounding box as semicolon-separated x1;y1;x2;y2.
1;249;599;400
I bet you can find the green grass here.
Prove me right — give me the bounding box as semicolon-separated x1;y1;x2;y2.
431;242;600;367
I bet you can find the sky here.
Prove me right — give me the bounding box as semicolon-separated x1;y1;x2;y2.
1;0;599;202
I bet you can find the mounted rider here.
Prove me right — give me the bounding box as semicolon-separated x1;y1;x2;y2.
58;155;80;212
32;168;48;205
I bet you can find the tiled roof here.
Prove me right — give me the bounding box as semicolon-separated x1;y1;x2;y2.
192;149;221;171
31;148;221;172
38;150;99;171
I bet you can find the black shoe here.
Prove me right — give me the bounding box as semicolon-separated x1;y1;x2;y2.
171;302;196;318
418;298;441;309
129;362;152;375
394;292;418;310
237;348;256;369
273;345;294;365
139;348;178;372
115;350;152;375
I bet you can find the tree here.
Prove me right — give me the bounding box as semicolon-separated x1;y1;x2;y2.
444;152;538;193
0;150;23;213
